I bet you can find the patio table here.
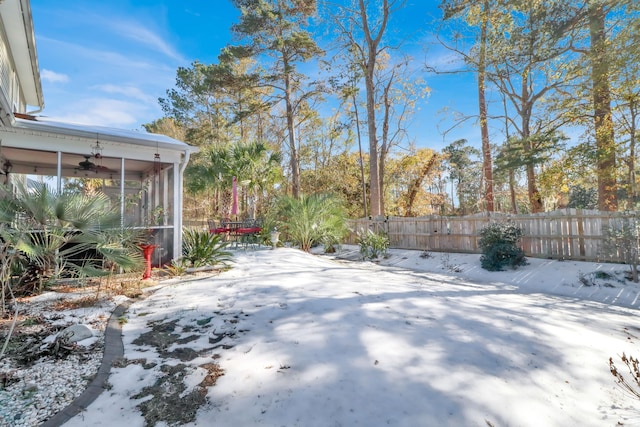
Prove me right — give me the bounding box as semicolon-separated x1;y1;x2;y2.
210;219;262;248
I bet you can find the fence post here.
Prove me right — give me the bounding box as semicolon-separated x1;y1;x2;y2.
577;209;586;259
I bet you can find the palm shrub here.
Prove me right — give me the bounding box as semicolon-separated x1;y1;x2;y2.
182;229;232;268
0;225;21;361
0;224;24;314
478;221;527;271
319;213;348;253
269;193;347;252
357;229;390;260
0;182;145;295
161;258;190;277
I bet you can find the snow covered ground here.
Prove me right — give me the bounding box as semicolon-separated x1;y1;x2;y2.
64;247;640;427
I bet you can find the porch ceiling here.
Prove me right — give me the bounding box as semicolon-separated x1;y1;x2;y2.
2;145;159;179
0;115;197;179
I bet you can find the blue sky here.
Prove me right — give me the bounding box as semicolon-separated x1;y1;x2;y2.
30;0;481;151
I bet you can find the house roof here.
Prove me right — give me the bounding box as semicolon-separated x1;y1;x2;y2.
0;115;197;178
14;115;197;153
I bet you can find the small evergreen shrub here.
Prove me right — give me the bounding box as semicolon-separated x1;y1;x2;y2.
478;222;527;271
601;218;640;282
182;229;232;268
357;229;389;260
161;258;190;277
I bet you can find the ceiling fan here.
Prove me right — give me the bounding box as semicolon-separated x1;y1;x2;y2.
75;155;112;173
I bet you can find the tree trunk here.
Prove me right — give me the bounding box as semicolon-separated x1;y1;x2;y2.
627;100;637;204
478;0;495;212
590;4;617;211
283;58;301;199
630;129;637;204
509;169;518;214
519;65;543;213
523;140;543;212
379;79;393;216
358;0;392;218
501;92;518;214
364;67;380;216
353;92;368;218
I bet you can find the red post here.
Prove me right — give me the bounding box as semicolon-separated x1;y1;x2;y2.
139;244;157;280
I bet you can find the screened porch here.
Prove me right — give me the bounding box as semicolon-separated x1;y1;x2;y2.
0;115;196;267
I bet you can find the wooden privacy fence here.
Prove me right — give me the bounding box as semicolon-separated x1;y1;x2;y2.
183;219;209;231
346;209;640;262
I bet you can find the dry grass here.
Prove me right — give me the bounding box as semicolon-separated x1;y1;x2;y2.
52;295;101;311
67;272;159;297
199;362;225;387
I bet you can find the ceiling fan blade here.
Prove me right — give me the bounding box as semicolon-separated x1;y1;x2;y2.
76;155;97;171
93;165;113;173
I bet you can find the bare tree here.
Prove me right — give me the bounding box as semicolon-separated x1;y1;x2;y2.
440;0;497;211
329;0;407;217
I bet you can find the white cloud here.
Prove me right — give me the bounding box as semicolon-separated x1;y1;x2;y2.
41;69;69;83
93;84;157;104
185;9;201;17
48;98;151;128
426;51;467;73
34;3;186;64
110;20;186;63
37;36;165;72
33;6;179;131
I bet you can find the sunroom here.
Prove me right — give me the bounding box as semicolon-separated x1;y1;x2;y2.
0;115;195;266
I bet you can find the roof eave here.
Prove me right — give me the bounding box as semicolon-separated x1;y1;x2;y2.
0;0;44;110
19;0;44;110
14;116;199;153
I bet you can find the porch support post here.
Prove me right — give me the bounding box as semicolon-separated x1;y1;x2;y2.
173;162;181;262
56;151;62;192
163;169;169;222
120;158;125;228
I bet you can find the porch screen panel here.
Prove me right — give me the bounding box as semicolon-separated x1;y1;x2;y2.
165;165;174;225
0;36;11;102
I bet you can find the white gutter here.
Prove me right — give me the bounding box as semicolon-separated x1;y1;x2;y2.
19;0;44;110
26;105;44;115
173;149;192;261
180;149;191;174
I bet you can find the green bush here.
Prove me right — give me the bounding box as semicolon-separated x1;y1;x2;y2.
357;229;389;260
478;222;527;271
161;258;190;277
0;182;145;295
268;193;347;252
182;229;232;268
